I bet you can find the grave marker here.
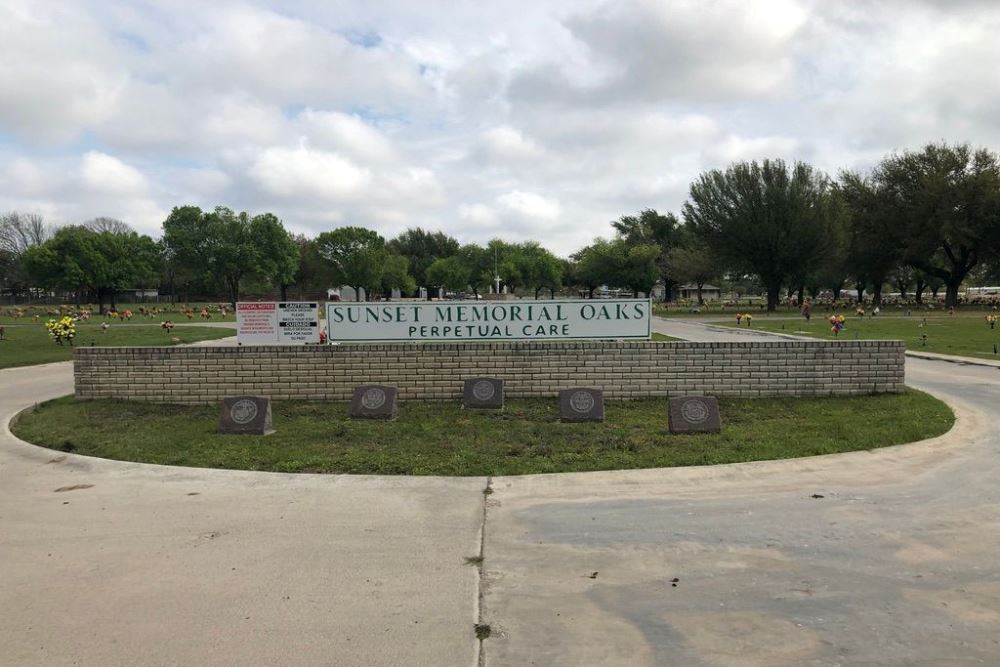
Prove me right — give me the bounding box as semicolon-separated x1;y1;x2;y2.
668;396;721;434
350;385;399;419
559;388;604;422
218;395;274;435
463;377;504;409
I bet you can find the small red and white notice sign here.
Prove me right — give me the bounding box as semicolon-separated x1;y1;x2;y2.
236;302;278;345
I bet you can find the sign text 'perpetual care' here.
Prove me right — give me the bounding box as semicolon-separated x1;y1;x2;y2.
326;299;650;342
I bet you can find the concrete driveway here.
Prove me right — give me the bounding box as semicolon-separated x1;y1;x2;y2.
2;321;999;666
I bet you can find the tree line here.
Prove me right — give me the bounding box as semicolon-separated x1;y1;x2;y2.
3;142;999;310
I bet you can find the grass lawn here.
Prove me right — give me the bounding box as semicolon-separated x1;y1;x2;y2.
723;313;1000;360
0;324;235;369
0;303;239;325
14;390;953;476
650;332;678;341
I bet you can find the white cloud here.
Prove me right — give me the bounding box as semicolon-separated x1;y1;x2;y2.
497;190;560;220
79;151;148;195
248;144;372;200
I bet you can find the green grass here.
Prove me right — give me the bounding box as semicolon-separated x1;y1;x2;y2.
0;303;238;324
0;324;234;369
723;313;1000;360
650;332;679;341
13;390;953;476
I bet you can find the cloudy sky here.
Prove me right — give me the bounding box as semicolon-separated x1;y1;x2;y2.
1;0;998;255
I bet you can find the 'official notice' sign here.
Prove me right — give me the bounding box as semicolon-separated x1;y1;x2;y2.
326;299;650;342
237;302;319;345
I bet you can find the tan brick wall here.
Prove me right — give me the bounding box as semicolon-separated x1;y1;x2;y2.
72;340;906;404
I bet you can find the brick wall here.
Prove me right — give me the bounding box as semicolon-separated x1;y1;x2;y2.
72;340;905;404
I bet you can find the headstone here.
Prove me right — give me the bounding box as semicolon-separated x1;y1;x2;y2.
559;388;604;422
218;395;274;435
463;377;504;409
668;396;722;434
350;385;398;419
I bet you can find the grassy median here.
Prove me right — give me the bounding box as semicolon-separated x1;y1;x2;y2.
14;390;953;476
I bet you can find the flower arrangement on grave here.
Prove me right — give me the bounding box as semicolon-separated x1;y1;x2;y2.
987;314;998;329
735;313;743;325
100;321;110;333
161;320;175;332
830;314;846;335
744;314;753;327
855;307;865;317
45;316;77;346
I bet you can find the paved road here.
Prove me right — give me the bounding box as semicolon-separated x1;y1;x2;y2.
2;322;999;666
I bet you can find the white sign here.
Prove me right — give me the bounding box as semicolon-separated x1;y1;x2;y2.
326;299;650;342
277;302;320;344
237;302;319;345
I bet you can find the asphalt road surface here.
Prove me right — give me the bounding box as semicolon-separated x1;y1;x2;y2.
2;321;998;666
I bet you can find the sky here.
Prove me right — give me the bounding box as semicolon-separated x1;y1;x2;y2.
2;0;999;255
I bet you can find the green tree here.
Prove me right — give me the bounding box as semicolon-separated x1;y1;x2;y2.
666;242;717;304
619;243;660;296
380;253;417;299
683;159;832;311
426;255;471;294
873;143;1000;307
838;173;902;306
573;239;617;298
162;206;299;306
23;226;159;310
516;241;563;298
249;213;299;300
202;208;262;308
387;228;460;298
612;209;682;301
315;226;387;301
458;244;494;298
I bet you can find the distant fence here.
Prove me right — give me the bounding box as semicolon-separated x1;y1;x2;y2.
74;340;905;404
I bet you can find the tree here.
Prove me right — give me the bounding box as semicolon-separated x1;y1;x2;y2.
666;242;716;305
162;206;298;306
684;159;832;311
23;226;159;310
573;239;617;298
612;209;682;301
838;173;902;306
291;236;331;299
84;217;134;235
572;238;659;296
516;241;563;298
619;243;660;296
249;213;298;300
426;256;471;294
874;143;1000;307
380;254;416;298
458;244;494;298
0;212;50;301
315;227;387;301
387;228;459;298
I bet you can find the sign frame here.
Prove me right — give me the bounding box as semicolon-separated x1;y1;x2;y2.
325;298;651;343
